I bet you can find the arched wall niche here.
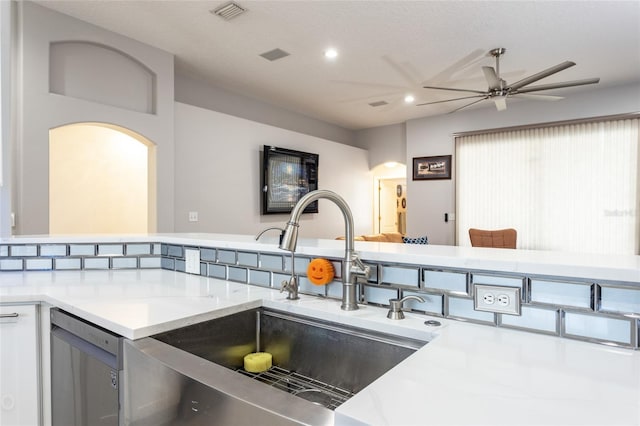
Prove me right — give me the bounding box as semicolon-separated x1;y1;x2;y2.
49;122;157;234
16;2;175;236
49;41;157;114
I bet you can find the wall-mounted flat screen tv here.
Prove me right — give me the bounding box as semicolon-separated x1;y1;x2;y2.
262;145;319;214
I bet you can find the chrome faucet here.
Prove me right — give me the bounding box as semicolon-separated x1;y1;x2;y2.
279;189;370;311
255;227;298;300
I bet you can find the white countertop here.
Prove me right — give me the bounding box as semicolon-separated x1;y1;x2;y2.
1;269;639;425
3;233;640;283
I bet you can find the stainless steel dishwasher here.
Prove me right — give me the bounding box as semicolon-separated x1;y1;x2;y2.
50;308;123;426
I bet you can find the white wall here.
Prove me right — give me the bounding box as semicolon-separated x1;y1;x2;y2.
175;73;356;147
406;82;640;245
354;123;406;168
14;2;174;234
174;102;372;238
0;0;14;237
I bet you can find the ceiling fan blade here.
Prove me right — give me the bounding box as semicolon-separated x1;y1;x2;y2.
511;93;564;101
447;96;490;114
428;49;486;83
482;66;501;90
423;85;488;95
416;94;486;106
494;97;507;111
508;61;576;91
514;78;600;94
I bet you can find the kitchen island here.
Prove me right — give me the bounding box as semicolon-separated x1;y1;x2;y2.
1;233;640;425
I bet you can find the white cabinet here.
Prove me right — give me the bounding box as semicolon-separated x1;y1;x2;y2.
0;304;40;426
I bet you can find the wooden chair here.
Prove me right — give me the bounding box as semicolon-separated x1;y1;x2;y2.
468;228;517;249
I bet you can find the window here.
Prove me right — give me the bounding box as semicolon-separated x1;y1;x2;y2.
456;117;639;254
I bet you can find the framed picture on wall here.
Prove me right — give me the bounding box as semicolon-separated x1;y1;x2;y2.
261;145;319;214
412;155;452;180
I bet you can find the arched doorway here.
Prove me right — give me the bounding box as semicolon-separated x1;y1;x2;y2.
372;162;407;234
49;123;156;234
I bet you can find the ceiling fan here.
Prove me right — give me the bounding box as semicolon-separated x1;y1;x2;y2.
417;48;600;113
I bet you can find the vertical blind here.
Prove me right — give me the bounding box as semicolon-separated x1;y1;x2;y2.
456;118;639;254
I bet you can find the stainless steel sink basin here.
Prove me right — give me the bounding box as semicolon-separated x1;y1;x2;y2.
123;308;427;425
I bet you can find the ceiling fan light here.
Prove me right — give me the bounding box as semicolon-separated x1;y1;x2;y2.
494;97;507;111
404;94;415;103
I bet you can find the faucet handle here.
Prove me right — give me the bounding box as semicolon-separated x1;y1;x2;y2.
280;277;299;300
255;227;285;244
350;254;371;280
387;295;425;320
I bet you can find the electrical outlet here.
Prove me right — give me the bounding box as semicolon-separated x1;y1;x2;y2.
474;284;521;315
185;249;200;274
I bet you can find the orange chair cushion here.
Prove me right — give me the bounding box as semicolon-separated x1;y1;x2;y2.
361;232;404;243
336;232;403;243
469;228;517;249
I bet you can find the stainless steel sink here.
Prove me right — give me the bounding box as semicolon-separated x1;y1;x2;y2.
123;308;427;425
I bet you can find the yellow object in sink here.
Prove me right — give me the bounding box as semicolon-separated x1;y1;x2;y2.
244;352;272;373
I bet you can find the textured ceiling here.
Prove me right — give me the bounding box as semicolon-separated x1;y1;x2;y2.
34;1;640;130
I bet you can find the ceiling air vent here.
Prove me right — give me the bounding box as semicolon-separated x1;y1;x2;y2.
211;2;247;21
369;101;389;107
260;48;290;62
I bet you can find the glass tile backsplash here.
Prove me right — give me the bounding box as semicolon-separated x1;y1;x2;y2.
564;312;634;345
98;244;124;256
530;279;592;309
600;286;640;314
70;244;96;256
207;264;226;279
2;242;162;272
423;270;468;293
472;274;524;288
25;258;53;271
237;252;258;268
500;306;558;334
217;250;236;264
248;269;270;287
364;285;399;305
1;240;638;350
40;244;67;257
200;248;216;262
1;259;23;271
260;254;284;271
55;258;82;270
380;265;419;287
228;266;247;283
84;258;110;269
10;245;38;257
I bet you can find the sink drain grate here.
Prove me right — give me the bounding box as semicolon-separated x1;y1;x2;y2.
236;365;354;410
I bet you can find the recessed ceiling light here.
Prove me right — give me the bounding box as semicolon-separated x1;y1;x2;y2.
404;94;415;103
324;48;338;59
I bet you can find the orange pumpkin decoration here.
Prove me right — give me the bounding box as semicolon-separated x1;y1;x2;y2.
307;258;335;286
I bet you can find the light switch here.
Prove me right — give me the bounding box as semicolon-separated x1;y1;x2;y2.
188;211;198;222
